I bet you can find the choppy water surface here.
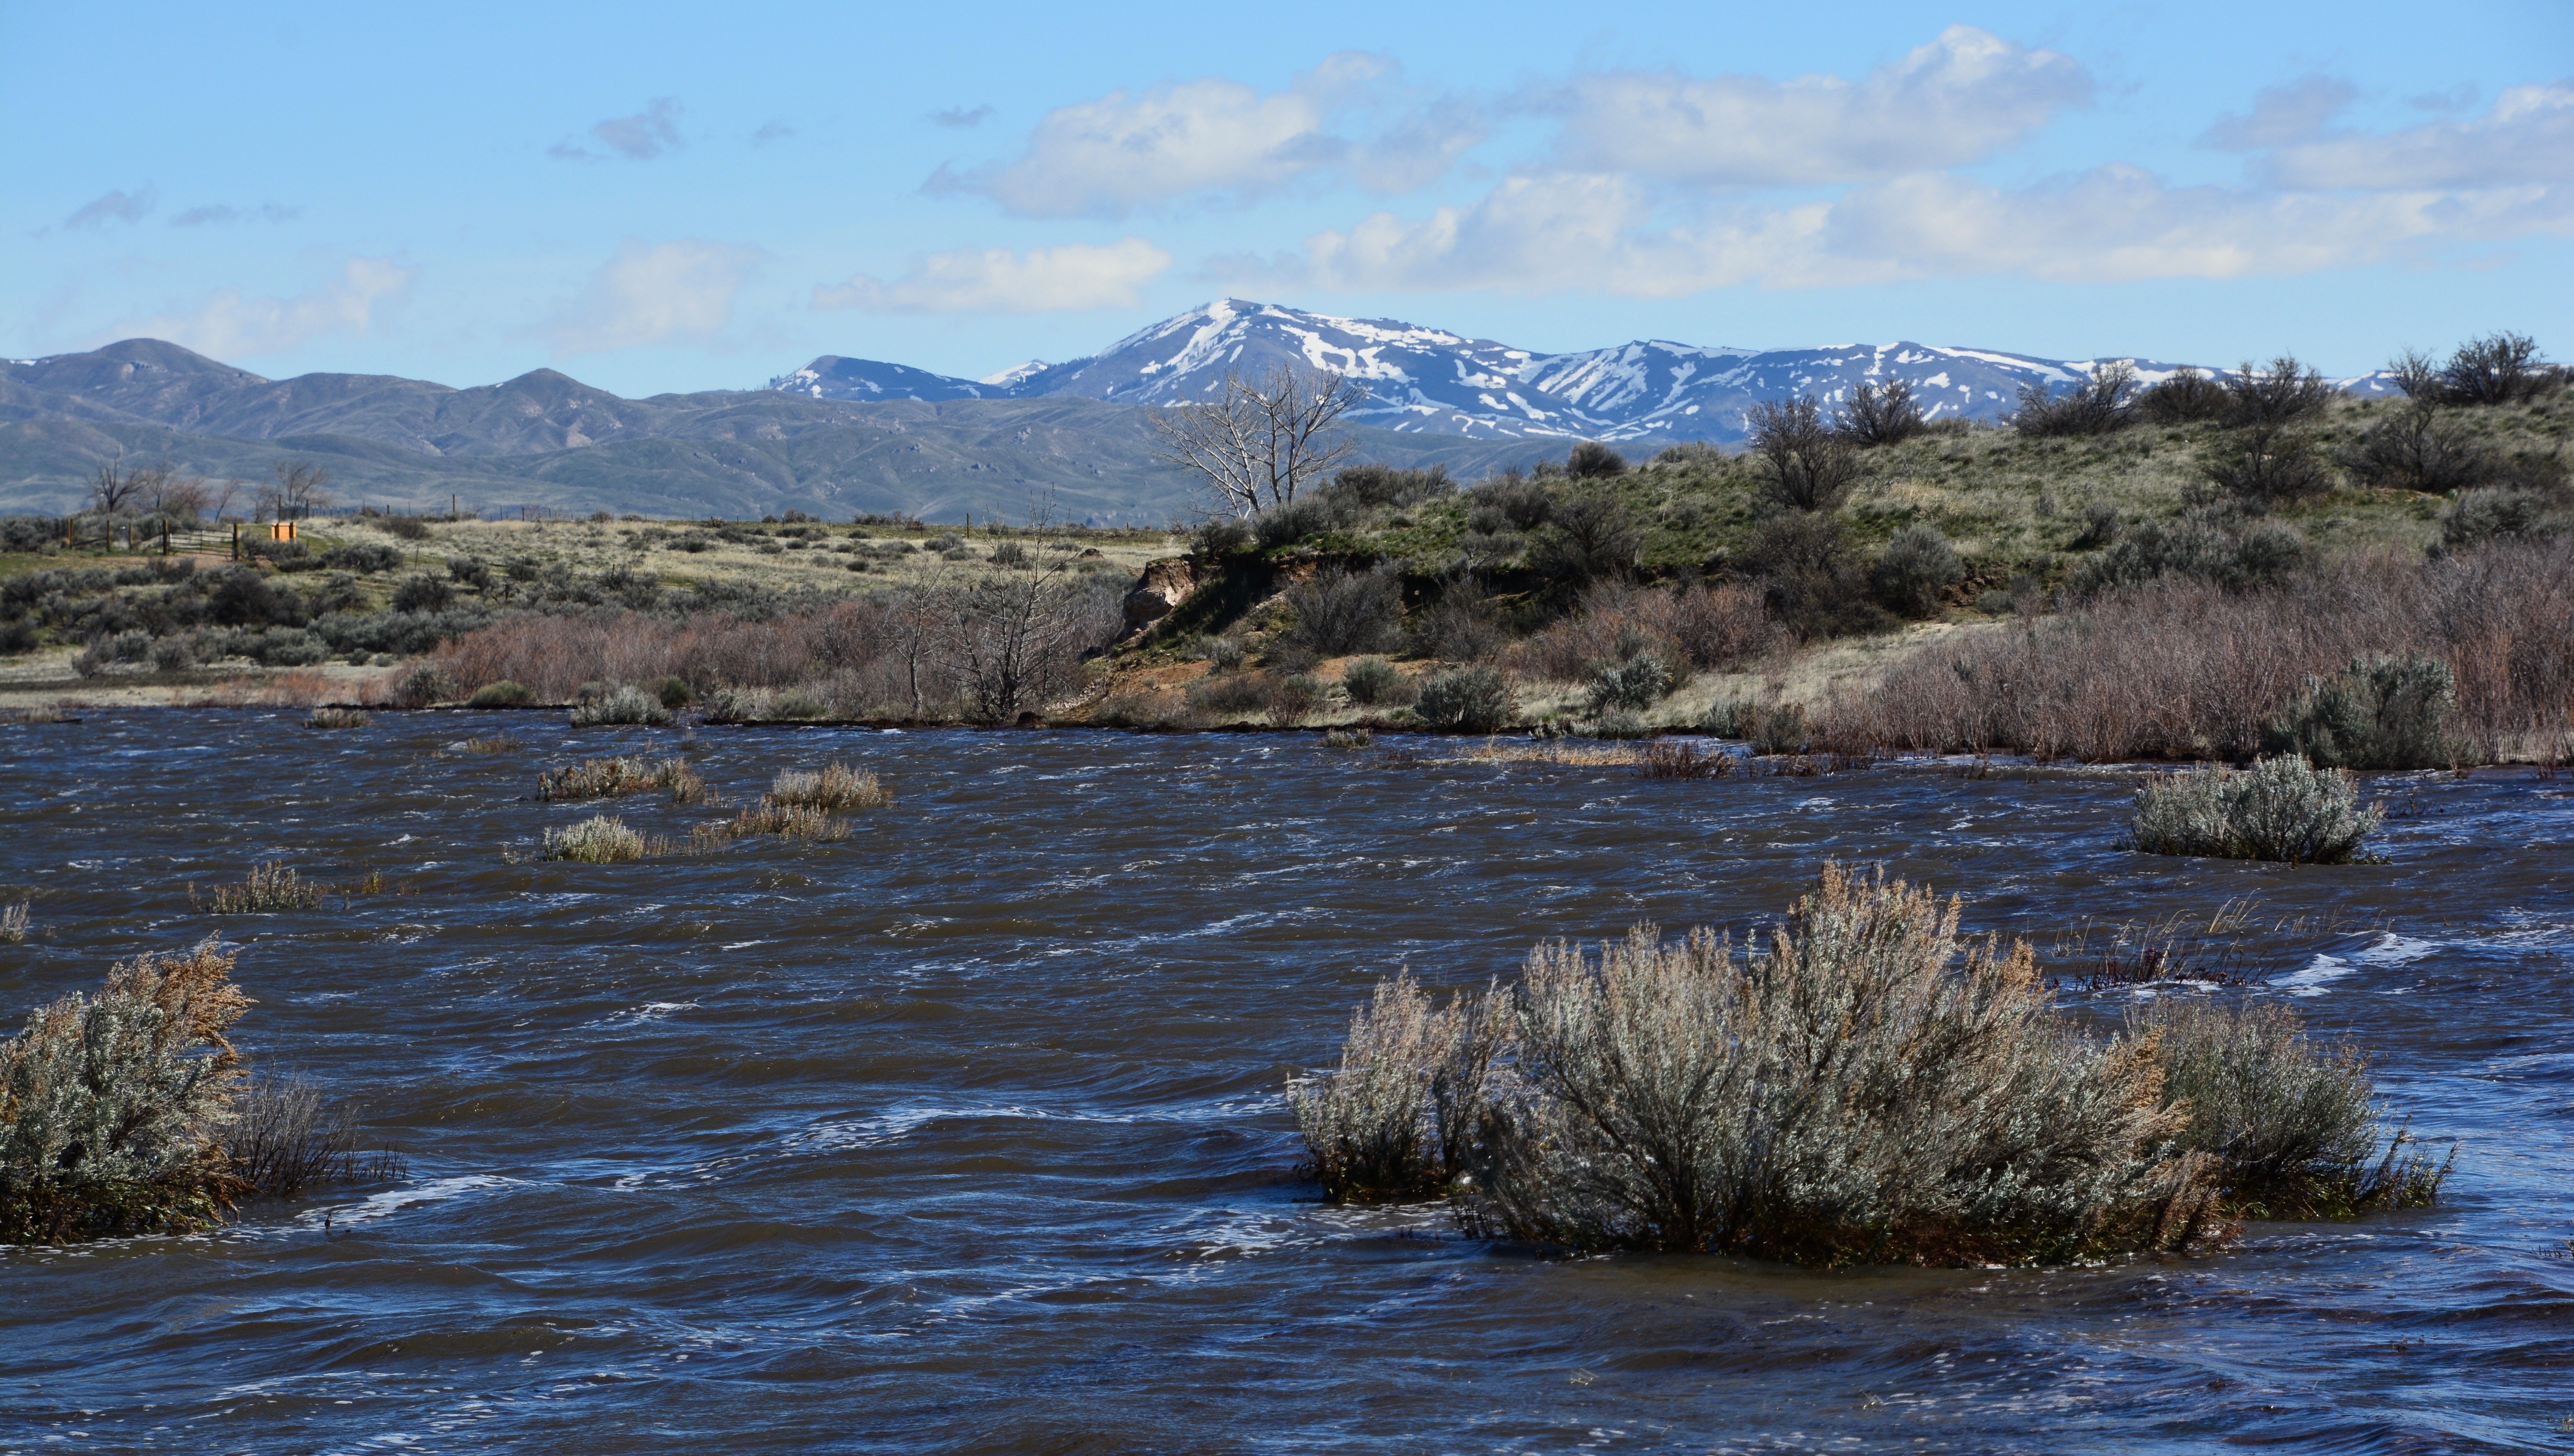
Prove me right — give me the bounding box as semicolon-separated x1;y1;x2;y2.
3;713;2570;1453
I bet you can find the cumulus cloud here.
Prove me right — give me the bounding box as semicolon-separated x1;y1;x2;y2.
2251;82;2574;189
939;53;1481;217
537;238;764;353
171;203;301;227
1545;26;2091;185
111;257;417;358
552;97;686;161
65;187;156;229
813;237;1170;313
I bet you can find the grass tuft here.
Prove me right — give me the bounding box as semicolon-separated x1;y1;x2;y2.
541;815;653;862
303;707;371;730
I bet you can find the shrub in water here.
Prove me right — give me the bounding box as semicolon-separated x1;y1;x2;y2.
725;801;851;841
2127;755;2383;864
1413;665;1514;733
223;1072;401;1199
2262;654;2462;769
543;815;650;862
0;903;27;943
568;684;671;727
303;707;370;730
1296;867;2220;1264
538;755;701;802
770;762;889;810
468;679;534;709
1322;727;1373;749
1341;656;1404;707
0;938;249;1243
2135;999;2447;1218
1290;972;1504;1203
198;861;324;914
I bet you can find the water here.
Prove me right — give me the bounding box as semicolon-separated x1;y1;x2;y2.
3;714;2570;1453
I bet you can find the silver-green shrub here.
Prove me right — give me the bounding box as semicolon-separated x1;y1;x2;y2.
1414;665;1515;733
2261;653;2462;769
2134;999;2446;1218
2128;755;2383;864
1287;972;1503;1203
569;684;672;727
0;938;249;1242
1458;867;2209;1264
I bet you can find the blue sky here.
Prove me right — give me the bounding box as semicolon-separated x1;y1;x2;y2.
4;0;2567;393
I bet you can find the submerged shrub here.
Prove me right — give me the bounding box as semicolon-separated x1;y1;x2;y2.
538;755;702;802
197;861;324;914
2136;1000;2447;1219
223;1072;401;1199
2262;654;2462;769
568;684;671;727
1296;866;2223;1265
1413;665;1515;733
769;762;888;810
725;801;851;841
1290;972;1503;1203
542;814;650;862
2127;756;2384;864
0;938;250;1243
0;903;26;944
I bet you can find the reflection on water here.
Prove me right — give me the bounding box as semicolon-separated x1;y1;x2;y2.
2;712;2571;1453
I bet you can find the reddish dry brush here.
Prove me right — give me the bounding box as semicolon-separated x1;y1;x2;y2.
1825;538;2574;762
430;601;908;707
1509;580;1778;684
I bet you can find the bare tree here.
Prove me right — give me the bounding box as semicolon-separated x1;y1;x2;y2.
926;500;1120;722
1148;362;1368;517
264;460;333;521
135;464;210;522
90;447;145;515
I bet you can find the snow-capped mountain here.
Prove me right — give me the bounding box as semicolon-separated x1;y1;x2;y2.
775;300;2397;444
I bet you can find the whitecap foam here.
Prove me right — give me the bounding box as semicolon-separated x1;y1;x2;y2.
2273;954;2354;997
301;1175;509;1227
2349;932;2438;966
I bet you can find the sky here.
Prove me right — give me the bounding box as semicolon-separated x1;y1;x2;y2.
3;0;2568;394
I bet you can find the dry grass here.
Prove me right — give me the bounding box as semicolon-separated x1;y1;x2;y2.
457;734;519;754
724;801;852;841
768;762;889;810
303;706;371;729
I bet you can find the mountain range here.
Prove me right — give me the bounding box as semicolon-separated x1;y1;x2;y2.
4;300;2394;522
772;298;2399;443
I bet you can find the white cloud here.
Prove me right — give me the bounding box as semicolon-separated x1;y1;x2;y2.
537;238;763;353
940;53;1480;217
551;97;686;161
171;202;301;227
2252;82;2574;189
1260;163;2573;297
65;187;156;229
2199;76;2359;151
112;257;417;358
814;237;1170;313
1544;26;2089;185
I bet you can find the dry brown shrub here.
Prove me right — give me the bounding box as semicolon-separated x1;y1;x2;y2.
1825;538;2574;762
1510;582;1775;683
